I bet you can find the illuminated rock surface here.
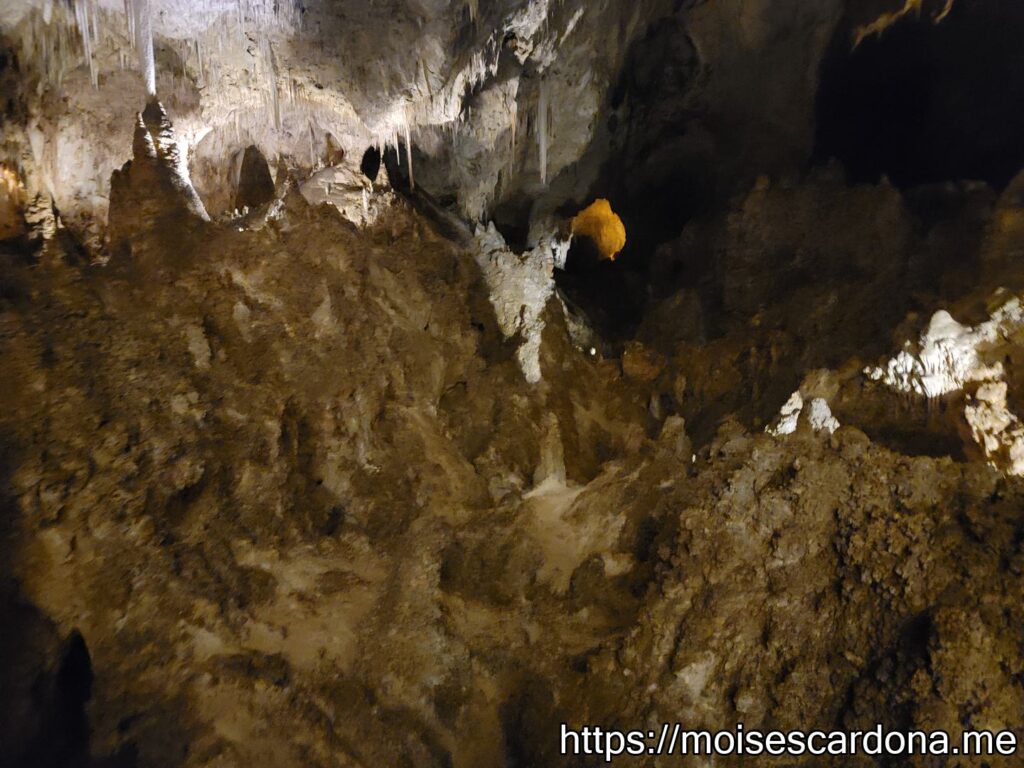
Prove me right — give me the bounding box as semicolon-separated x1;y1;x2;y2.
3;1;1024;767
571;199;626;262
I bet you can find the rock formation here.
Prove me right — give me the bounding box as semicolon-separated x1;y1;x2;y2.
2;1;1024;767
108;100;209;258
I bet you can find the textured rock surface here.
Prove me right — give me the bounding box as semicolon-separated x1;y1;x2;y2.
4;115;1024;765
3;2;1024;767
108;100;210;258
0;0;933;247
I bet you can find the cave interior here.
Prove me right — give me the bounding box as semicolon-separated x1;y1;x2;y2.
3;0;1024;766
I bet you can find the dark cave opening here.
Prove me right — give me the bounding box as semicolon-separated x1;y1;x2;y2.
552;173;712;344
54;630;94;741
360;146;382;183
555;227;649;340
815;0;1024;190
565;0;1024;344
550;16;710;341
234;145;276;212
491;196;532;254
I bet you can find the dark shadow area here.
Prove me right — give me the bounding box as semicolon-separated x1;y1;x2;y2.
0;435;95;768
490;195;532;254
360;146;381;183
555;233;649;339
0;258;139;768
550;15;708;338
499;680;560;768
381;145;406;190
831;387;970;462
598;15;706;255
816;0;1024;189
233;145;276;212
0;599;94;768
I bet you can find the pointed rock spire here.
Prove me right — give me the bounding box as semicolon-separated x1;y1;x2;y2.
108;100;210;258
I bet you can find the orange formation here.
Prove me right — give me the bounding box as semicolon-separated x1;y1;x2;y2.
853;0;955;47
570;198;627;261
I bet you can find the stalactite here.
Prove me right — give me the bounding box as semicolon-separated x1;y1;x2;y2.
537;77;549;185
90;6;100;48
124;0;135;48
420;58;433;99
73;0;98;87
259;36;281;130
404;117;415;190
195;38;205;88
131;0;156;95
509;96;518;175
24;14;68;86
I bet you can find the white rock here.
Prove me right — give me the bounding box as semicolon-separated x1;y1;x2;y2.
472;222;556;384
767;391;839;436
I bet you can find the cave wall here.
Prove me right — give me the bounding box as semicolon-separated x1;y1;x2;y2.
0;0;948;254
4;1;1024;766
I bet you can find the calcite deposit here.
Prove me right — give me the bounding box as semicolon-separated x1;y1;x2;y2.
2;0;1024;767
